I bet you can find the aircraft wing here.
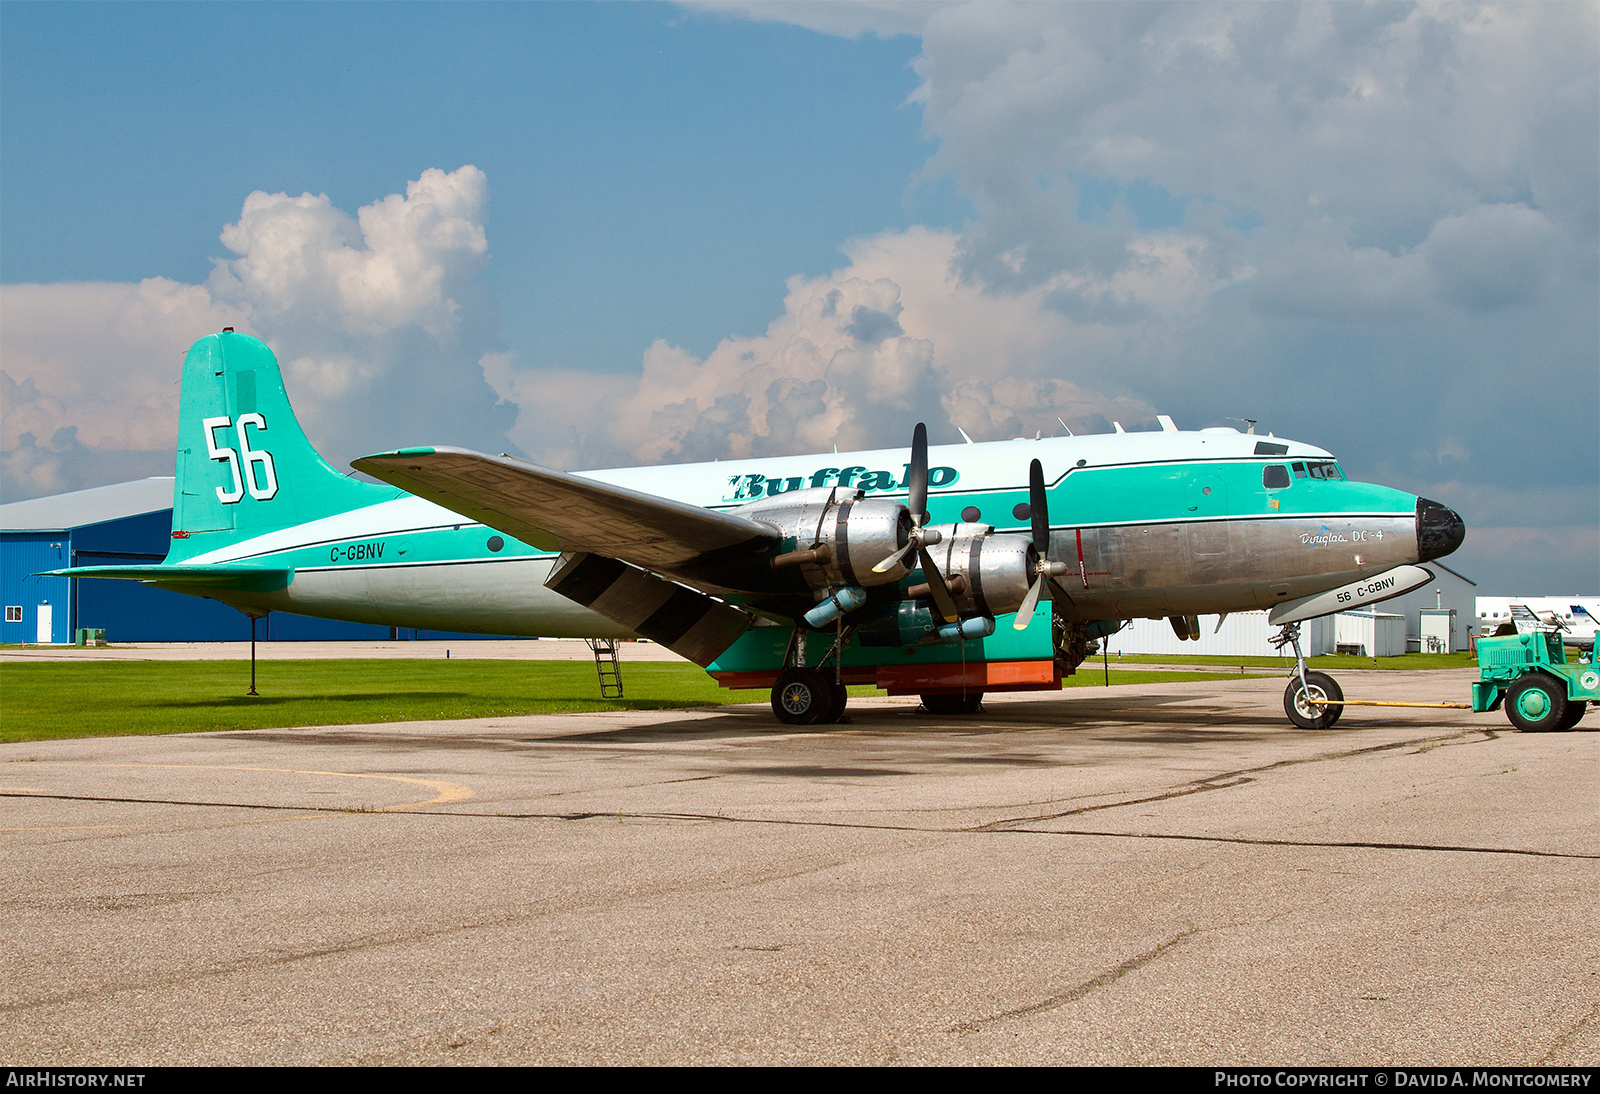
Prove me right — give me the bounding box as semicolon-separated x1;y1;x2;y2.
352;446;780;574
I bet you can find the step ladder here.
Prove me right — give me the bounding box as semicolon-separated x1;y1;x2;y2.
586;638;624;699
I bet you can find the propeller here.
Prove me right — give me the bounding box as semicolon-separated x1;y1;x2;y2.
1014;458;1070;629
872;423;959;622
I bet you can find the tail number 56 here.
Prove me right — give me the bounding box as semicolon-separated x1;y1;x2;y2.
203;414;279;502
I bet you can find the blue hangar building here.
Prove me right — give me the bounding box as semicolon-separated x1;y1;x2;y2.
1;478;482;644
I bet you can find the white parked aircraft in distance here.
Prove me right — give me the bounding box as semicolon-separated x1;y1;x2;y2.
1477;597;1599;653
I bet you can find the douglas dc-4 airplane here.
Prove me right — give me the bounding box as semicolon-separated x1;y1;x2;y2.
51;330;1465;728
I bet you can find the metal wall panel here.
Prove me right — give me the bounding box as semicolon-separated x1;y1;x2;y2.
1104;611;1336;658
0;533;71;643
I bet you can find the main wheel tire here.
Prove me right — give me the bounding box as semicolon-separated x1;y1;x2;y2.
1284;671;1343;729
772;669;830;725
1506;674;1568;732
921;691;984;715
1556;700;1587;731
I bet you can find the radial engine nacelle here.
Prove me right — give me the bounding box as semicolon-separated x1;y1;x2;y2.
738;486;915;589
735;485;1040;629
917;521;1037;620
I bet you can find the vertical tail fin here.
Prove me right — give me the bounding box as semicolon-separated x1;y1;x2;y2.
168;331;393;562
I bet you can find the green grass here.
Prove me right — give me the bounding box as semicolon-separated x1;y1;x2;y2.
0;659;747;743
0;659;1249;743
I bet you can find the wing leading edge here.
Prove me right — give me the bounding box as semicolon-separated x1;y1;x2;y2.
352;447;781;582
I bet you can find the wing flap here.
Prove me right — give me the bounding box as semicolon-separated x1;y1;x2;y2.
353;447;779;572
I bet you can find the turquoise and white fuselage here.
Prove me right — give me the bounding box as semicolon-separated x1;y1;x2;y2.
174;431;1422;633
57;331;1463;645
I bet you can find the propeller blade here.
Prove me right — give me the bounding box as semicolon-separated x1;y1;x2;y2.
918;546;960;623
1013;574;1045;629
909;422;929;526
871;538;917;574
1029;458;1050;554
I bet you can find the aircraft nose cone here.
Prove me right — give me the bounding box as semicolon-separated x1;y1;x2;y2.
1416;497;1465;562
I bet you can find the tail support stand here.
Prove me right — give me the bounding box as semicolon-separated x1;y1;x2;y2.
245;612;264;696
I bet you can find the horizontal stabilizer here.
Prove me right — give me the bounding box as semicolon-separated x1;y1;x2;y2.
353;446;779;576
546;552;753;667
1269;565;1433;625
43;564;293;592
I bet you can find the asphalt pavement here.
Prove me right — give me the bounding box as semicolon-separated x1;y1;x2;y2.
2;666;1595;1065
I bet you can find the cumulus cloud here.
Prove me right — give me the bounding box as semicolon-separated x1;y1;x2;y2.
0;279;246;499
1;167;513;501
209;167;490;339
906;3;1595;311
657;1;1597;587
490;227;1162;470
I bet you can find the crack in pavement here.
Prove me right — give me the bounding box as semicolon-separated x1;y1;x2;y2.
8;789;1594;860
976;727;1498;831
948;927;1199;1032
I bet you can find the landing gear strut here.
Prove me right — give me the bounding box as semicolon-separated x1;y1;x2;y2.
1275;622;1343;730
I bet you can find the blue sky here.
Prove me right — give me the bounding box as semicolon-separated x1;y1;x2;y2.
2;2;957;366
2;2;1595;593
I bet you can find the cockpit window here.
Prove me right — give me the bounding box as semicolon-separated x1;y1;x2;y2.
1292;462;1307;478
1263;465;1290;490
1306;461;1343;480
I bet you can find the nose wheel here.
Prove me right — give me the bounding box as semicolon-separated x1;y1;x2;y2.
1284;671;1344;730
1275;621;1344;729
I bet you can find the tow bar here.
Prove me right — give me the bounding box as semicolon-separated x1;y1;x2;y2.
1273;621;1470;729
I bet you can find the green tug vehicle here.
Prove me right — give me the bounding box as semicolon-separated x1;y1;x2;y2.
1472;630;1598;732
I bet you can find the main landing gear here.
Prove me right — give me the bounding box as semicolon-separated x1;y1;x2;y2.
771;628;852;726
1275;622;1344;730
771;668;849;725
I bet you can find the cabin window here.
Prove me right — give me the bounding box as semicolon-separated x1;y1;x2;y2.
1292;462;1307;478
1263;465;1291;490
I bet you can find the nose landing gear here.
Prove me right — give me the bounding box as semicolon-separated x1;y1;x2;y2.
1275;622;1345;730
